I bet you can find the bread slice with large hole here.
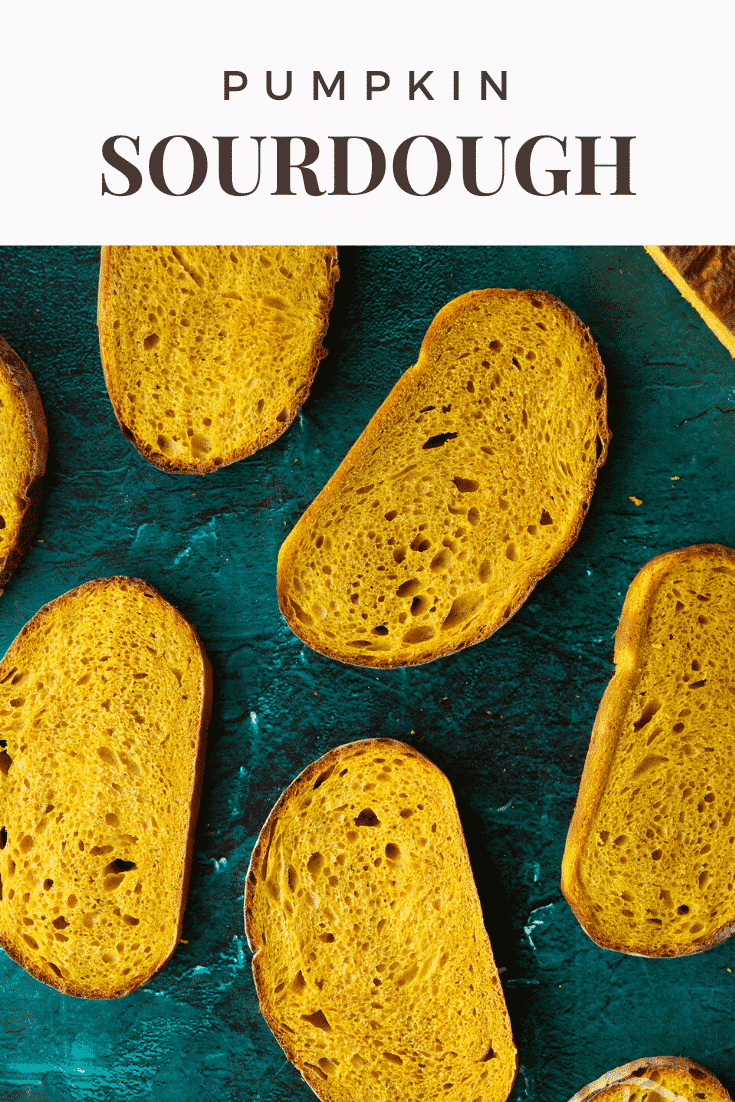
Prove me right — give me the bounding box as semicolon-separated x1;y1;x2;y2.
562;544;735;957
245;738;517;1102
277;288;609;667
567;1057;732;1102
98;246;339;473
0;334;48;591
0;577;212;998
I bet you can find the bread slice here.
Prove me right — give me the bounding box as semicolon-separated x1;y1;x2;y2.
245;738;517;1102
98;245;339;473
0;334;48;591
645;247;735;357
277;288;609;668
568;1057;732;1102
0;576;212;998
562;544;735;957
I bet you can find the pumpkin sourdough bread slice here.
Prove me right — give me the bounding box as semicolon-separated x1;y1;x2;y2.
245;739;517;1102
0;577;212;998
277;288;610;667
0;335;48;591
568;1057;732;1102
645;247;735;357
562;544;735;957
98;245;339;473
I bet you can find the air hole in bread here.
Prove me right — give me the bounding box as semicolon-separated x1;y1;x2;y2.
307;852;325;878
143;334;159;352
105;859;138;874
539;510;553;526
313;767;333;790
385;843;401;862
453;477;479;493
423;432;458;450
632;700;662;731
301;1009;331;1031
402;625;436;645
383;1052;403;1065
354;809;380;828
53;916;69;930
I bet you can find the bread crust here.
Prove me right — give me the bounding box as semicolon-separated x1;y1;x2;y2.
645;246;735;357
568;1056;732;1102
0;334;48;589
562;543;735;957
245;738;518;1102
277;288;610;668
0;576;213;998
97;246;340;474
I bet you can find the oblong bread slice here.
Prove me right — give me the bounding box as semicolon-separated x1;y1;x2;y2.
568;1056;732;1102
98;245;339;473
0;577;212;998
0;334;48;590
562;544;735;956
277;288;610;667
245;738;517;1102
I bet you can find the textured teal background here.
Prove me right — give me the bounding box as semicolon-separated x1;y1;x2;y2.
0;247;734;1101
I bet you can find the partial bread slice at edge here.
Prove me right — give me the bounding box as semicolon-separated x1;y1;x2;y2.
0;334;48;590
97;246;340;474
645;246;735;357
245;738;517;1102
0;576;212;998
568;1056;732;1102
562;543;735;957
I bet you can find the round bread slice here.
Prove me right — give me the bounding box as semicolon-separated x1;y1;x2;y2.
98;245;339;473
562;544;735;957
0;334;48;591
245;738;517;1102
0;577;212;998
277;288;610;668
568;1057;732;1102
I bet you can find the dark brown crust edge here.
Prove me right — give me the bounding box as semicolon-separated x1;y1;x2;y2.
244;737;518;1102
0;335;48;590
97;246;340;475
568;1056;732;1102
277;287;611;669
561;543;735;958
0;576;213;999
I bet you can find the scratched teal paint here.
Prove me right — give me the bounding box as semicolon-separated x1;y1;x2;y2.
0;247;734;1101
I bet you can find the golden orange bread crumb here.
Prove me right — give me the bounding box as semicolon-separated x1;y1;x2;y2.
0;335;48;590
245;739;517;1102
562;544;735;957
568;1057;732;1102
98;246;339;473
278;288;610;668
0;577;212;998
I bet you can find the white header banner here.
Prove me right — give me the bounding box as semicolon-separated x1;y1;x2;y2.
1;0;732;243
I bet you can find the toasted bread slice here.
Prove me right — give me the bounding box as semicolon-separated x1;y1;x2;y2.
568;1057;732;1102
0;577;212;998
98;246;339;473
245;739;517;1102
562;544;735;957
277;288;609;667
645;247;735;356
0;335;48;590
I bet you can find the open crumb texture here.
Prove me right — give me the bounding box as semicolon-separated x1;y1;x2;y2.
245;738;517;1102
562;545;735;957
0;334;48;590
0;577;212;998
278;288;609;668
567;1056;732;1102
98;246;339;473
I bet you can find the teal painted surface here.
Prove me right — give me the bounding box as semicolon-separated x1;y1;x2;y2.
0;246;733;1101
